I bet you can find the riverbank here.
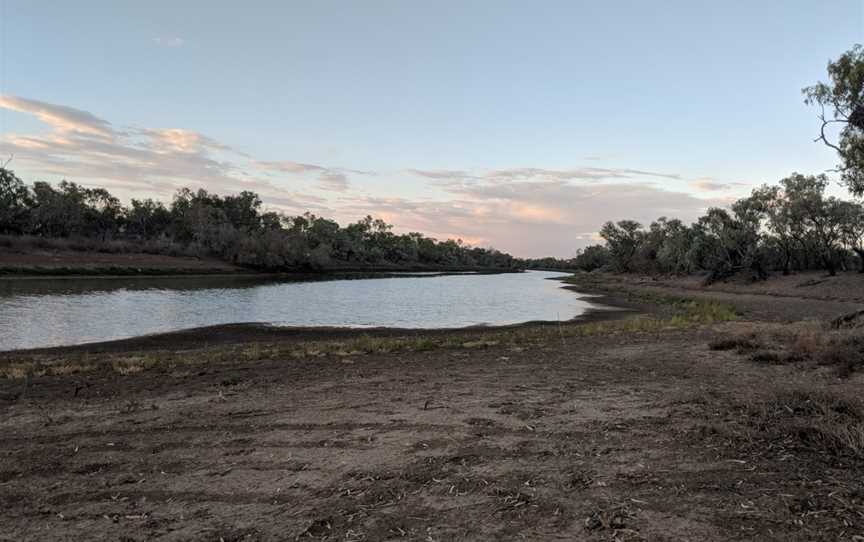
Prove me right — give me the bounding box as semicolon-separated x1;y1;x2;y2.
0;248;522;279
1;273;863;540
0;250;246;277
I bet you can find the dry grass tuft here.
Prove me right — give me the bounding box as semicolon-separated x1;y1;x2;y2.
738;388;864;459
709;335;761;353
711;320;864;377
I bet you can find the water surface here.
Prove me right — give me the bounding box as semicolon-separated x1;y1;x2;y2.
0;270;600;351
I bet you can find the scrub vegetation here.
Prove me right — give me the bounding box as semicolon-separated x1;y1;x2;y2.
3;45;864;542
3;274;863;540
528;46;864;286
0;168;517;272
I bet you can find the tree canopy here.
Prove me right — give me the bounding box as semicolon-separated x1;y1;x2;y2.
0;167;518;272
804;44;864;195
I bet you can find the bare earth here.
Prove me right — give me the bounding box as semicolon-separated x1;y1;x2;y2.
0;249;244;275
1;272;863;541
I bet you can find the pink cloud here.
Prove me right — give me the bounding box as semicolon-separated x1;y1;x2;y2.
1;95;733;257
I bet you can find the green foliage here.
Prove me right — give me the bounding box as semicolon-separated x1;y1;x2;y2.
599;220;643;272
803;44;864;195
0;167;518;272
583;170;864;280
573;244;611;271
0;168;32;234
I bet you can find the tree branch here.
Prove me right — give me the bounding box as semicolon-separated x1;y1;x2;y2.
814;109;845;153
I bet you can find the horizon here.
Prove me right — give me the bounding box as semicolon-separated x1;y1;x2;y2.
1;1;861;258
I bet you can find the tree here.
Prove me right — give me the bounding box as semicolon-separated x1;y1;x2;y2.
696;206;766;282
803;45;864;195
654;218;695;274
0;171;520;271
28;181;92;237
82;187;124;240
573;245;610;271
222;191;262;231
126;199;171;239
599;220;643;272
751;185;799;274
837;200;864;272
0;167;32;234
781;173;844;275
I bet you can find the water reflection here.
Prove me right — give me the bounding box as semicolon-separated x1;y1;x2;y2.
0;271;597;351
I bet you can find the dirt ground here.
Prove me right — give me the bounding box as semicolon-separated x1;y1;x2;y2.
0;247;516;277
613;270;864;305
568;271;864;323
1;273;863;541
0;249;243;275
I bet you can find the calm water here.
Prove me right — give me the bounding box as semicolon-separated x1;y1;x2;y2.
0;271;603;351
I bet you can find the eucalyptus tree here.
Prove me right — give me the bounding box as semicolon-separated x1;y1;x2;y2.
0;167;32;234
750;184;802;274
599;220;643;272
781;173;845;275
837;200;864;271
804;45;864;195
573;245;611;271
693;198;768;282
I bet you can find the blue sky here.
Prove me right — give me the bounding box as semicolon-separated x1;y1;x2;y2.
0;1;861;256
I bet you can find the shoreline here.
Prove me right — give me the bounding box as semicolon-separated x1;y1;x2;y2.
0;259;525;281
0;288;637;357
5;270;859;358
0;269;518;282
3;273;862;540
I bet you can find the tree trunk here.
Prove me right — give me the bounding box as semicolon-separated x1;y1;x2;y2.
823;252;837;276
855;248;864;273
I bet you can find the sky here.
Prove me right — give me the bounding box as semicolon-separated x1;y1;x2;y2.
0;1;861;257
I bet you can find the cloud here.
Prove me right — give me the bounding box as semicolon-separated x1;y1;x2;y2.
257;160;371;192
153;37;185;48
0;95;324;212
689;178;752;192
318;171;350;192
404;168;477;180
406;166;681;186
1;95;731;257
138;128;233;154
0;95;114;138
335;178;723;257
258;161;326;174
484;167;681;182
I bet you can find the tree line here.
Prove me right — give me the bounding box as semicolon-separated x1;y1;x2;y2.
559;172;863;280
536;45;864;281
0;167;518;271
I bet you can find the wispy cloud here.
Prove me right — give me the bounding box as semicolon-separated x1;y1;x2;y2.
689;177;752;192
318;171;350;192
257;161;326;174
405;166;681;185
404;168;477;180
484;167;681;182
257;161;372;192
337;178;724;256
0;95;114;138
1;95;736;257
0;95;323;212
153;37;185;48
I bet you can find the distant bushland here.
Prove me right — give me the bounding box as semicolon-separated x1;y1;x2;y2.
528;172;864;282
0;167;518;272
527;45;864;283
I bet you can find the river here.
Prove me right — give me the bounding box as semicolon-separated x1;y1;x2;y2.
0;270;603;350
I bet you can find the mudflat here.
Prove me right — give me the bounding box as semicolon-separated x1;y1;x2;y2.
0;249;245;276
1;273;863;541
